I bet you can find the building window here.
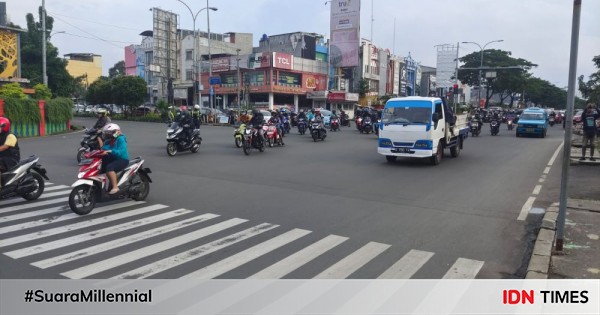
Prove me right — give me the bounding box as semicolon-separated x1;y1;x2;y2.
186;50;193;61
186;69;193;81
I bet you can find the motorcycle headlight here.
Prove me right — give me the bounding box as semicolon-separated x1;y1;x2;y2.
167;129;174;133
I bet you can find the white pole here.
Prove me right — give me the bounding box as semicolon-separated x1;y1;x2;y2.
207;0;213;109
42;0;47;86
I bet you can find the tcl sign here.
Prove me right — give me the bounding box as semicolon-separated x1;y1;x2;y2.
273;52;293;70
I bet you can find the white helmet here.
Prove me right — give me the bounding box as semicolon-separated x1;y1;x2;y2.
97;108;108;115
194;104;200;110
102;123;120;137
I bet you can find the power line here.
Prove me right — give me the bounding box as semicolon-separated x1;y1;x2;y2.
52;15;125;48
48;11;142;31
59;32;136;44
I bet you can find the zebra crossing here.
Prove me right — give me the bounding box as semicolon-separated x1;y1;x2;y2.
0;183;485;279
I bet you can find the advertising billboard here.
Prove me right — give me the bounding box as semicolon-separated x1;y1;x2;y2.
330;0;360;67
248;52;271;69
273;52;294;70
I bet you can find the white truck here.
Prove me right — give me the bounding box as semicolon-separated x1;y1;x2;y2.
377;96;469;165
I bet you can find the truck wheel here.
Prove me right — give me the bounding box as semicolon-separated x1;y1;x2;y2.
450;140;461;158
430;143;442;165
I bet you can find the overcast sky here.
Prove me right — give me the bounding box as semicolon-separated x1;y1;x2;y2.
8;0;600;89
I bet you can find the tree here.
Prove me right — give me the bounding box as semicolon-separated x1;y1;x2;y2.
86;77;112;105
33;83;52;100
458;49;536;107
109;61;126;79
523;77;568;109
111;76;147;117
0;82;27;99
16;8;76;97
578;55;600;104
358;78;369;98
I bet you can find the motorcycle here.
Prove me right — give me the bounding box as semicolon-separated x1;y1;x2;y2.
282;116;291;135
341;114;351;127
311;122;326;142
297;118;307;135
490;120;500;136
355;116;363;131
234;123;245;148
0;155;49;201
242;125;266;155
265;123;284;147
507;119;515;131
330;117;340;132
166;122;202;156
77;128;100;163
361;117;373;134
470;120;481;136
549;116;556;127
68;150;152;215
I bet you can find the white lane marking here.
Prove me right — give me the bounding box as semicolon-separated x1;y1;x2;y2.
180;228;311;279
442;258;484;279
0;201;151;247
62;218;251;279
377;249;434;279
33;213;221;269
43;185;70;192
250;235;348;279
0;197;69;214
314;242;391;279
112;223;278;279
4;209;195;258
532;185;542;195
548;142;564;166
46;182;54;186
543;166;551;174
517;196;536;221
0;205;67;224
539;177;545;183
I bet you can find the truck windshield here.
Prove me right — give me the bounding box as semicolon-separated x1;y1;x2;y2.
520;113;544;120
382;107;431;124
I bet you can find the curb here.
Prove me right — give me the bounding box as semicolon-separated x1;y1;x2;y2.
525;204;559;279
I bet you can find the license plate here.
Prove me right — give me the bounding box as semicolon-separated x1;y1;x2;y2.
526;128;535;132
392;147;411;153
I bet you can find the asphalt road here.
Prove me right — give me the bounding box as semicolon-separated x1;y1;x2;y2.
0;118;565;279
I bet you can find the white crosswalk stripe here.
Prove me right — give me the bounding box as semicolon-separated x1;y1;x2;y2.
32;213;221;269
0;197;69;214
4;209;195;259
0;201;154;247
249;234;348;279
1;193;486;280
181;228;311;279
377;249;434;279
314;242;391;279
442;258;484;279
112;223;278;279
62;218;255;279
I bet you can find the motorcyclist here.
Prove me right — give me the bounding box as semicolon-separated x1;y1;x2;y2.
0;117;20;188
174;110;195;143
167;106;175;123
97;123;129;194
191;105;201;129
314;109;327;136
269;111;283;136
93;108;111;131
307;109;315;123
298;109;307;121
248;109;265;144
239;110;252;124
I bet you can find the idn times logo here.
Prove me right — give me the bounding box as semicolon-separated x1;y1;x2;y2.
503;290;589;304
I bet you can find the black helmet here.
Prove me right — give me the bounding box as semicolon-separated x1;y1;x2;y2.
252;109;260;115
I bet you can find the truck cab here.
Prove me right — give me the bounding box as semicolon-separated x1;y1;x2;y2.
516;107;548;138
377;97;468;165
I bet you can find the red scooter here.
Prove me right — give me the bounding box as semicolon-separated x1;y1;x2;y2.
330;117;340;131
264;123;284;147
68;150;152;215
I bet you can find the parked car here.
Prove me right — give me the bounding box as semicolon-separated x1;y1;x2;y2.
134;105;156;116
573;109;584;124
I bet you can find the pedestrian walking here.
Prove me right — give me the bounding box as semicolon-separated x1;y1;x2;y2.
580;103;600;161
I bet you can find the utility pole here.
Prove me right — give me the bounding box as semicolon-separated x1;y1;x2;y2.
42;0;47;86
236;48;241;109
207;0;213;109
556;0;582;251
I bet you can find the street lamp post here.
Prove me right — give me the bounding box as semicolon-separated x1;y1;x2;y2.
175;0;217;106
206;0;217;109
461;40;503;107
236;48;241;109
42;0;47;86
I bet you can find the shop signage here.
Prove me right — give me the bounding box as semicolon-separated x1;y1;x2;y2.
273;52;293;70
307;91;328;99
212;58;230;72
327;92;346;101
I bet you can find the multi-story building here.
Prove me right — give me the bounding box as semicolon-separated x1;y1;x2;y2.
420;65;436;97
64;53;102;84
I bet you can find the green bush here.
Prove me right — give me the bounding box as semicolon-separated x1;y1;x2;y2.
45;97;73;123
112;112;163;123
3;97;41;123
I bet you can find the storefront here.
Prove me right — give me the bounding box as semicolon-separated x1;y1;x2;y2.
327;91;359;118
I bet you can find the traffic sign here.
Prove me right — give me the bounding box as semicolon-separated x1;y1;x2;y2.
209;77;221;85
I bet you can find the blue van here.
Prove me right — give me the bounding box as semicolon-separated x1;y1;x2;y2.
516;107;548;138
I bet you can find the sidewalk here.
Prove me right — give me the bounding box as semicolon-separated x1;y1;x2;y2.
526;165;600;279
569;130;600;165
